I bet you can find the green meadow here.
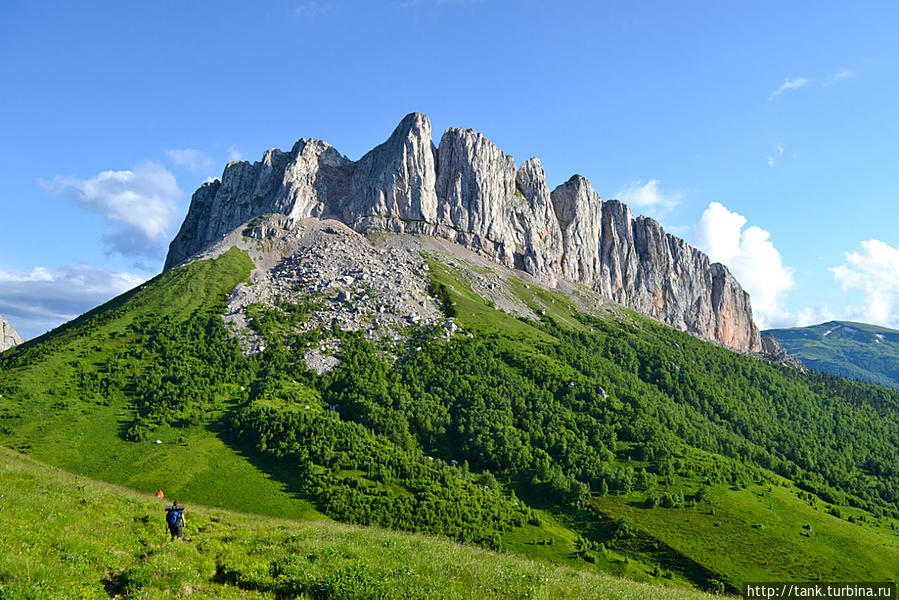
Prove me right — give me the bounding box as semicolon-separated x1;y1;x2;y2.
0;447;713;600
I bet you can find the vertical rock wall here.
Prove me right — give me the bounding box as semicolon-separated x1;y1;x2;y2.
164;113;762;353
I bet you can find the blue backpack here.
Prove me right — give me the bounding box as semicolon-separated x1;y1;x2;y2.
166;508;183;525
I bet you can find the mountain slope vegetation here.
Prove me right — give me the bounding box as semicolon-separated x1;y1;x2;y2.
766;320;899;389
0;447;713;600
1;248;898;593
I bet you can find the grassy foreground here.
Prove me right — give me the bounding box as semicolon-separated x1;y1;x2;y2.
0;447;712;600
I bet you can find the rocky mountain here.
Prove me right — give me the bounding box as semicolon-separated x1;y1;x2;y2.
166;113;761;353
766;321;899;389
0;316;23;352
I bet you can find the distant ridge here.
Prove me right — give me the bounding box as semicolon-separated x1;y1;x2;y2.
766;320;899;389
166;113;762;353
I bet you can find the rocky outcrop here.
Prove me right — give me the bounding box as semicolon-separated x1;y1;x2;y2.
0;316;23;351
165;113;763;353
760;332;805;369
166;141;353;269
552;175;603;284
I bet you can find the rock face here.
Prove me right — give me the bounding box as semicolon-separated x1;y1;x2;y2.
165;113;762;353
0;316;23;351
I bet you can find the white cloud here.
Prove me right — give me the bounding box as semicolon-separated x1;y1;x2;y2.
0;264;146;340
165;148;212;171
615;180;682;219
825;68;854;86
40;161;182;261
795;305;836;327
769;77;808;100
691;202;795;329
293;1;331;17
227;145;244;161
766;143;785;167
830;239;899;328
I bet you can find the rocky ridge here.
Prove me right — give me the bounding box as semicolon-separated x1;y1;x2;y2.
167;113;762;353
0;316;23;351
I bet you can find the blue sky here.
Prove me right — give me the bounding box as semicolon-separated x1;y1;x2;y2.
1;1;897;339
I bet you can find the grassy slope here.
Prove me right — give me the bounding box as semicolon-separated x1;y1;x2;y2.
0;249;648;586
424;260;674;580
0;248;322;522
430;261;899;588
1;249;898;593
766;321;899;389
0;447;714;600
589;465;899;588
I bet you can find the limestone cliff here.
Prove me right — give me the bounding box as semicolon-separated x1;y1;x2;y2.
0;316;23;351
165;113;762;353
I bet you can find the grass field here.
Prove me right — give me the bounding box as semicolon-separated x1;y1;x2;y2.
587;469;899;589
0;447;715;599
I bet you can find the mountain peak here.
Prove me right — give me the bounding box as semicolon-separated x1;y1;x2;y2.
164;113;762;353
394;111;431;134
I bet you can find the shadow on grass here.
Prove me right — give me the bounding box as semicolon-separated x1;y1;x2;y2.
206;402;317;510
509;478;735;594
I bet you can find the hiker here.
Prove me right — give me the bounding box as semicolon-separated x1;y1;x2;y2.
165;501;186;541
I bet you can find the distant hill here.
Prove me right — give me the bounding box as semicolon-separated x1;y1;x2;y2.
765;321;899;389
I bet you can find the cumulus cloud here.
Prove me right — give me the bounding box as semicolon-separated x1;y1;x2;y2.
0;265;146;339
40;161;181;261
830;239;899;328
165;148;212;171
769;77;808;100
691;202;795;328
615;180;682;219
